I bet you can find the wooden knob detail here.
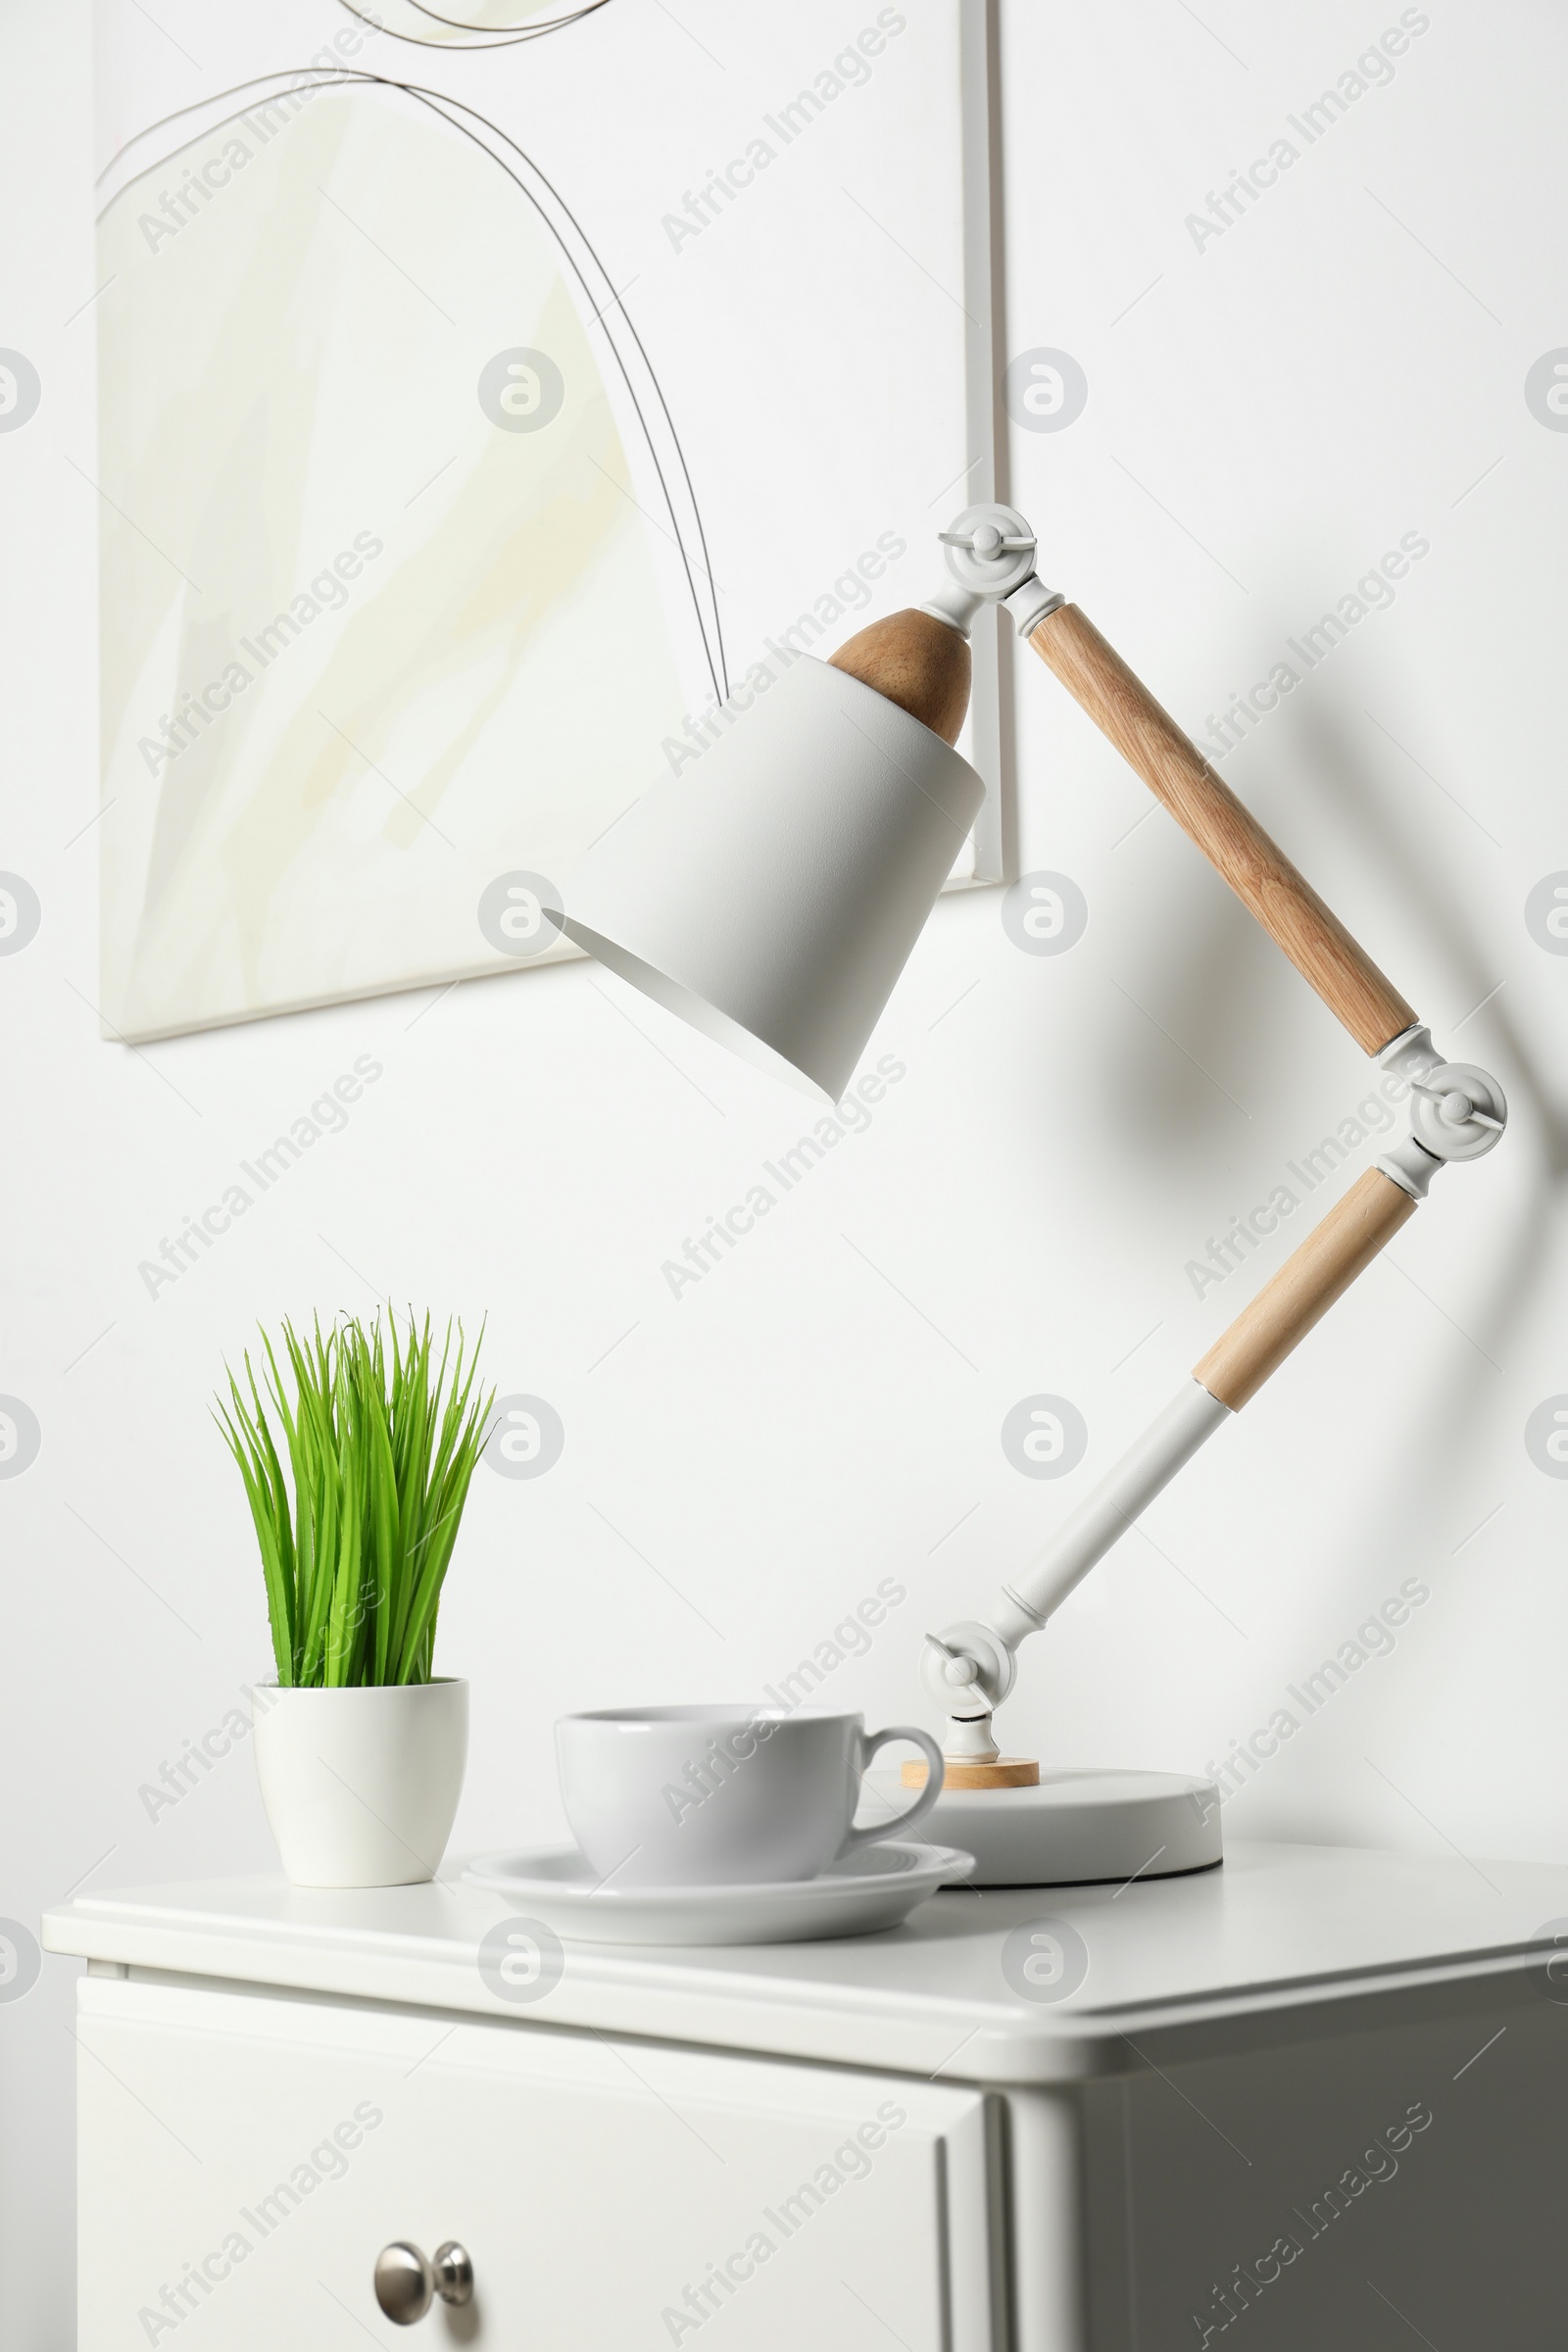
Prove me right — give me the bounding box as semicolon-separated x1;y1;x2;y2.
829;609;972;746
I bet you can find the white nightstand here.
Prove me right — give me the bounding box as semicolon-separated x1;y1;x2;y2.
45;1840;1568;2349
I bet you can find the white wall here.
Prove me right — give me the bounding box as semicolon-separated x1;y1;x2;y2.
4;2;1566;2341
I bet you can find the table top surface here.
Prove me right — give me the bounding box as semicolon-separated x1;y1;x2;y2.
44;1839;1568;2085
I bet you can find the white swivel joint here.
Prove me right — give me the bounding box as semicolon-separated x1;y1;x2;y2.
920;1620;1017;1764
1377;1025;1506;1199
921;504;1064;641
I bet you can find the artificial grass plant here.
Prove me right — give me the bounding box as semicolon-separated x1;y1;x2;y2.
217;1311;493;1688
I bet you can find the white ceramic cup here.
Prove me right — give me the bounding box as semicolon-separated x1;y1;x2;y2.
556;1705;946;1888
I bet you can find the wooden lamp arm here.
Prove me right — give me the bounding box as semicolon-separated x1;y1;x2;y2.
1025;604;1417;1056
968;1167;1422;1663
1192;1166;1416;1409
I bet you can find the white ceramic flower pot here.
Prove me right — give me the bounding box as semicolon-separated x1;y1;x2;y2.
253;1679;468;1888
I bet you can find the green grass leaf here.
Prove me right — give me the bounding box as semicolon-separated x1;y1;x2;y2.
218;1309;489;1690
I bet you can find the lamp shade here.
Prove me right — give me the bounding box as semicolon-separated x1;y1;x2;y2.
561;655;986;1101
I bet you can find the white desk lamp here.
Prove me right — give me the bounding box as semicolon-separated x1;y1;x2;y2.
563;507;1506;1886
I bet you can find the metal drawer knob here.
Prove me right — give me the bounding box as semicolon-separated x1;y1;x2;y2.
373;2239;473;2325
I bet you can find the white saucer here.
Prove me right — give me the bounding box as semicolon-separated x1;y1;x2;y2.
463;1839;975;1946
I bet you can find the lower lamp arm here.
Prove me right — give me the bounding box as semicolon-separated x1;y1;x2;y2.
1011;1164;1419;1624
1191;1164;1415;1410
924;1152;1489;1755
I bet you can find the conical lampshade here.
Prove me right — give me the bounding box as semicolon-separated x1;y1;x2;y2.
561;655;985;1101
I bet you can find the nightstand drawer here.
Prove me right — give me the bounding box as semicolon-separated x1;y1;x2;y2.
78;1976;1000;2350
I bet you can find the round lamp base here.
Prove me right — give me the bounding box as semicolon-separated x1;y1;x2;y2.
871;1765;1222;1887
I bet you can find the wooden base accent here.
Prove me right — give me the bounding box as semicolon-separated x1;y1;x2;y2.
903;1756;1041;1791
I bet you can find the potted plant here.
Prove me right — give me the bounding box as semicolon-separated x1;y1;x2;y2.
217;1311;493;1888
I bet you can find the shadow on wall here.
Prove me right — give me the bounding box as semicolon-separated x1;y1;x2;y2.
1108;841;1298;1159
1299;693;1568;1394
1240;698;1568;1829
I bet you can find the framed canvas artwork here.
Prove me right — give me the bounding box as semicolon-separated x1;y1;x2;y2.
93;0;1004;1040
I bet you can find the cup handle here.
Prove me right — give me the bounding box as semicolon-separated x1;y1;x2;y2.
839;1725;947;1859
